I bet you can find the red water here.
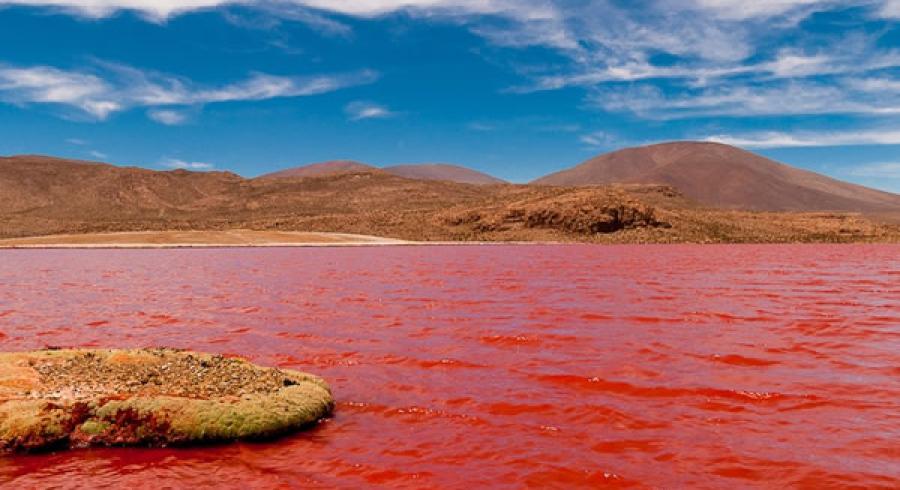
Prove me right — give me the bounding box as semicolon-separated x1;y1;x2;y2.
0;245;898;489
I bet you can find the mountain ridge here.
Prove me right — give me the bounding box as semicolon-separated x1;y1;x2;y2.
382;163;506;185
533;141;900;212
2;145;898;243
259;161;505;185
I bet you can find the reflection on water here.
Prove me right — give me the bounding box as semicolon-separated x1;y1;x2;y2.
0;245;898;488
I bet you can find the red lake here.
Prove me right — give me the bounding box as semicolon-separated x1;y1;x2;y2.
0;245;898;488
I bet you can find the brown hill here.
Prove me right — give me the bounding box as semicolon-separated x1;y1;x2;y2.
534;142;900;212
0;155;242;219
258;160;376;179
383;164;506;185
1;154;898;243
260;160;504;185
0;155;509;240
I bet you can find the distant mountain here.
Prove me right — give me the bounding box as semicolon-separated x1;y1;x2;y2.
534;141;900;212
260;161;504;185
383;163;506;185
0;155;242;219
2;154;898;243
0;154;487;239
258;160;376;179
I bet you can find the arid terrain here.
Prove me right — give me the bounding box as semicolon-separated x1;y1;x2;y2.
535;142;900;212
381;163;506;184
260;160;505;184
2;144;899;244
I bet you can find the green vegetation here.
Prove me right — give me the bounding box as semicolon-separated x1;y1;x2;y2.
0;349;333;452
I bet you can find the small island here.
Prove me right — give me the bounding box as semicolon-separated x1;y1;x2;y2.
0;348;333;452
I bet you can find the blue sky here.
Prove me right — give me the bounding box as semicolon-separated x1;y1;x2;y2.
0;1;899;190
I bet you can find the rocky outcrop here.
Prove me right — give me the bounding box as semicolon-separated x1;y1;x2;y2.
0;348;333;452
445;191;669;235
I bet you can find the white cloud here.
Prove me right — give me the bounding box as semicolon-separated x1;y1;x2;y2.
89;149;108;159
846;77;900;92
850;161;900;178
491;2;900;122
220;3;353;37
0;66;118;118
523;63;751;90
587;77;900;119
881;0;900;17
0;0;557;20
523;44;900;93
147;109;187;125
467;121;496;131
160;157;215;170
0;62;378;122
579;131;617;147
703;129;900;148
96;62;378;106
688;0;829;20
0;0;897;124
467;2;900;122
297;0;554;18
0;0;847;24
464;118;580;133
761;46;900;79
66;137;87;145
763;51;834;78
345;100;394;120
0;0;232;20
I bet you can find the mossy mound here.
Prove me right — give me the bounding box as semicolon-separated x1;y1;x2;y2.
0;348;333;452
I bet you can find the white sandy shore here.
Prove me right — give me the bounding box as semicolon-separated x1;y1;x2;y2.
0;230;563;249
0;230;410;249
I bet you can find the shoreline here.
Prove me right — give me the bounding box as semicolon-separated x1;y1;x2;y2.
0;240;571;249
0;230;405;249
0;230;571;249
1;229;897;250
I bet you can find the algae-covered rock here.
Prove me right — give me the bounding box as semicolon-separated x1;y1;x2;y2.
0;348;333;452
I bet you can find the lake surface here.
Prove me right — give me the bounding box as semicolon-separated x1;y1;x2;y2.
0;245;898;488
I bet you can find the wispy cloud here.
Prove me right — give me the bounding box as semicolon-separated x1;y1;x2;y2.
881;0;900;17
0;65;118;118
89;150;108;159
1;0;897;124
0;0;558;21
0;61;379;122
579;131;618;148
467;121;496;132
537;123;581;133
588;79;900;120
846;77;900;92
147;109;188;125
849;161;900;178
0;0;231;20
9;0;834;25
688;0;832;20
66;137;87;145
345;101;394;120
222;3;352;37
160;158;215;170
529;47;900;90
703;129;900;148
478;2;900;125
514;28;900;121
464;118;582;134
